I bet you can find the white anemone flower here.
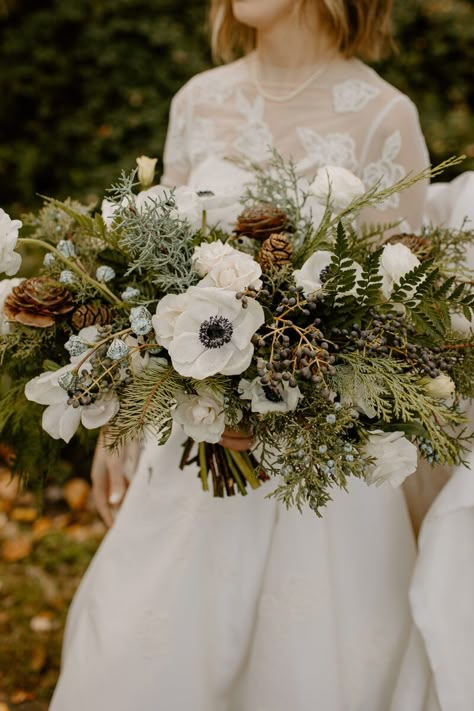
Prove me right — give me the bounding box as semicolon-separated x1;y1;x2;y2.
24;364;119;443
0;208;22;276
294;250;362;299
379;243;421;299
238;377;303;414
364;430;418;487
172;388;226;443
164;286;264;379
152;292;190;349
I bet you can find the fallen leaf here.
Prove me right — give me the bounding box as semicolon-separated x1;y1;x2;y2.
32;516;53;540
63;478;91;511
0;702;9;711
0;470;20;501
10;507;38;523
30;644;47;672
10;690;35;704
52;513;72;530
1;536;32;563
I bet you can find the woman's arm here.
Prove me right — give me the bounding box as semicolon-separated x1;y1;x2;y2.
358;94;430;232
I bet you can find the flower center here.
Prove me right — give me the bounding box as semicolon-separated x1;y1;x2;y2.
199;315;233;349
262;385;284;403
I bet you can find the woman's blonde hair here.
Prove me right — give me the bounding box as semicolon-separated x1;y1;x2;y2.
210;0;395;63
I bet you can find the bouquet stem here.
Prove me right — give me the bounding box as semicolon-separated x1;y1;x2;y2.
180;438;266;497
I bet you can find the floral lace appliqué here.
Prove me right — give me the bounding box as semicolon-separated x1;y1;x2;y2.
333;79;380;113
233;90;274;162
362;130;405;210
296;127;358;174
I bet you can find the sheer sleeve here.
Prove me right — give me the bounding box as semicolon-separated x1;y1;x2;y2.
358;95;430;232
160;88;191;188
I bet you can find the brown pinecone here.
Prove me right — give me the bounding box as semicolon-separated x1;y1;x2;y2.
71;303;115;330
387;233;432;260
3;277;74;328
235;203;289;242
258;233;293;272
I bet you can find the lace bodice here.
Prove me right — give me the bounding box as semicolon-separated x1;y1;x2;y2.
161;53;430;230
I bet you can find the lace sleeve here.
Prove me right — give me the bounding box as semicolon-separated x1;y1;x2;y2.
160;88;191;188
358;95;430;232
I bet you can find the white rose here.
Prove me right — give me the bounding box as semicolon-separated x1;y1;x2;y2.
192;241;237;277
25;365;119;443
136;155;157;188
198;250;262;292
364;430;418;487
0;208;22;276
421;373;456;400
172;388;226;443
379;243;420;299
167;285;265;379
309;166;365;212
238;377;303;414
0;277;24;334
152;292;190;349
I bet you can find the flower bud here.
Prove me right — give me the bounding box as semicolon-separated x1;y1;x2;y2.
136;155;157;189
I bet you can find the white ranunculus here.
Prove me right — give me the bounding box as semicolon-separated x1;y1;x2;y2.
0;208;22;276
379;243;421;299
0;277;23;334
136;155;157;188
196;246;262;292
364;430;418;487
238;377;302;414
172;388;226;443
309;166;365;212
152;292;190;349
192;241;237;277
165;286;264;379
25;365;119;443
421;374;456;400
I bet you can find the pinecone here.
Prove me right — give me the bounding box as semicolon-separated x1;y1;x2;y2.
258;233;293;272
71;303;116;330
235;203;289;242
387;233;432;260
3;277;74;328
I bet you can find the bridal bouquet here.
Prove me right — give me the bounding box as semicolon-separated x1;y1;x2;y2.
1;153;473;513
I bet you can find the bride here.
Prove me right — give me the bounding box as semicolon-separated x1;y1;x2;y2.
50;1;446;709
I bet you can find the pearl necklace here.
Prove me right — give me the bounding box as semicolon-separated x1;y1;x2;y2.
250;53;329;103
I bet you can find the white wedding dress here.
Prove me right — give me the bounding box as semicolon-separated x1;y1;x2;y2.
50;54;474;711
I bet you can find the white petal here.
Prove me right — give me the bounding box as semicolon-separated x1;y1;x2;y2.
81;397;120;430
168;332;206;364
231;299;265;349
42;402;81;443
25;366;72;406
221;343;254;375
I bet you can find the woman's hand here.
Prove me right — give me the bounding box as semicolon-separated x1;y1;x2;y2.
219;426;254;452
91;431;129;528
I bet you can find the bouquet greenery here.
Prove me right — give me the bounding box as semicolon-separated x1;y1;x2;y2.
1;153;473;514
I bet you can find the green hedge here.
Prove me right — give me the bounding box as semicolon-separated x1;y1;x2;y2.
1;0;472;216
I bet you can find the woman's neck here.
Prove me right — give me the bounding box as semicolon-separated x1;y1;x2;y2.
255;7;337;69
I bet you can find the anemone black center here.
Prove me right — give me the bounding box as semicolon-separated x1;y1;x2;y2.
262;385;284;403
199;315;233;349
319;265;331;283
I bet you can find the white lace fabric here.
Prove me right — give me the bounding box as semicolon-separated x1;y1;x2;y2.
162;53;430;231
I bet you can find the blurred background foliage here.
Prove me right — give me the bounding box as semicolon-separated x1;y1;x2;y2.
0;0;473;217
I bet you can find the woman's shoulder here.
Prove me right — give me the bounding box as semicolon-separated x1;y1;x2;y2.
172;58;248;106
343;58;418;115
